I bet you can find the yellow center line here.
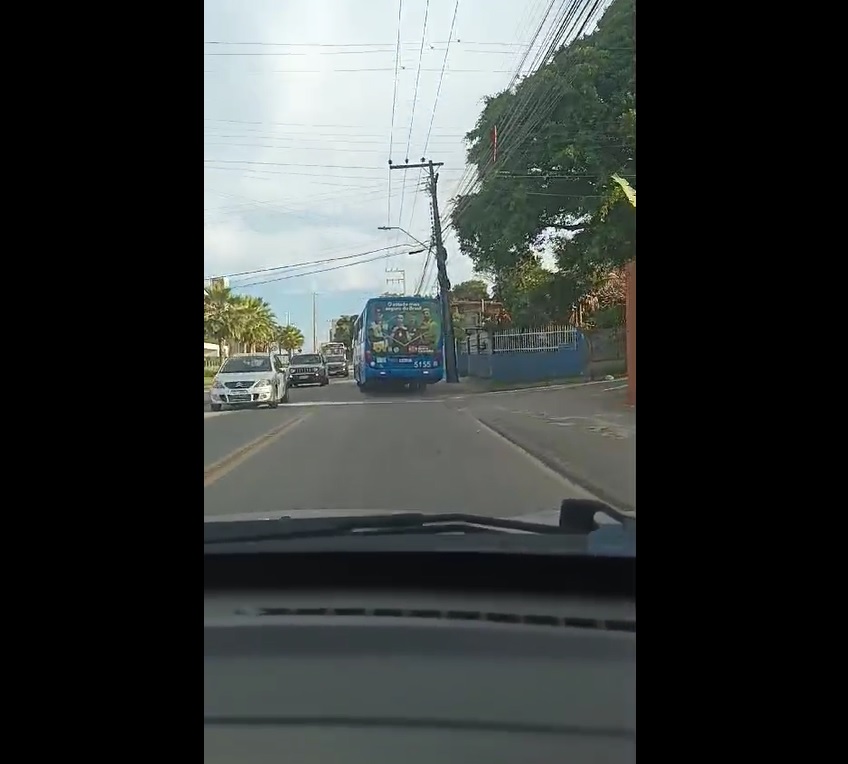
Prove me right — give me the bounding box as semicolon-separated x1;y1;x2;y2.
204;414;311;488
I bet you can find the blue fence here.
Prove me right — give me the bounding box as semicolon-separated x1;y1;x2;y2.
456;326;591;383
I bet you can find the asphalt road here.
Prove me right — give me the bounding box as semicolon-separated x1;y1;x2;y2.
455;382;636;512
204;377;602;519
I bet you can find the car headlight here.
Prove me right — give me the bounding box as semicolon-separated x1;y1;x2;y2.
211;378;225;389
254;379;272;387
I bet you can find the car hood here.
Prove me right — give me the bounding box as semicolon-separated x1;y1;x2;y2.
215;372;276;382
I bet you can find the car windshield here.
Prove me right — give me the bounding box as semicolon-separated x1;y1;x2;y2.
218;356;272;373
204;0;635;539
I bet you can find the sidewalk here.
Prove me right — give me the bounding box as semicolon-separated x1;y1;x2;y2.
460;381;635;512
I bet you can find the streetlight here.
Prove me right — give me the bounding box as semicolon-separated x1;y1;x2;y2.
377;226;431;251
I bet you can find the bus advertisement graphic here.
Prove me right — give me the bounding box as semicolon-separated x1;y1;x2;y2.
366;299;442;358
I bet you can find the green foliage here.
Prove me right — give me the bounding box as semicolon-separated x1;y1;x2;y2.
203;280;305;357
450;0;635;320
450;279;490;301
277;325;304;356
332;314;357;346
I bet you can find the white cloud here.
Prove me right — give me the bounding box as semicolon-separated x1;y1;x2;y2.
204;0;546;296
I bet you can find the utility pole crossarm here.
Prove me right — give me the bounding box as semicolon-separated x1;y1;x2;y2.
388;162;444;170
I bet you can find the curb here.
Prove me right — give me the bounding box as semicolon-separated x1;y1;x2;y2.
453;376;628;397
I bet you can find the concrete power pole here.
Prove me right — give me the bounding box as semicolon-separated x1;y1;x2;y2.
312;292;317;352
388;159;458;383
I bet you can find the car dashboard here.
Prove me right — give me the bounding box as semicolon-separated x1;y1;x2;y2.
204;584;635;763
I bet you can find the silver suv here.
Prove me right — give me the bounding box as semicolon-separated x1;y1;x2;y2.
289;353;329;387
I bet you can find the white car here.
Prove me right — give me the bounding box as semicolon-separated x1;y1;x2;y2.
209;353;289;411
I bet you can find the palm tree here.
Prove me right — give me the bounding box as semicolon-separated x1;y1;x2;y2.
204;282;279;358
278;325;305;358
230;295;276;352
204;280;235;360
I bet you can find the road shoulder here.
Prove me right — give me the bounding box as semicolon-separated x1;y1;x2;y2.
460;385;635;512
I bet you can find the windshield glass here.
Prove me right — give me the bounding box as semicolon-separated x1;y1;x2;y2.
204;0;635;541
219;356;272;373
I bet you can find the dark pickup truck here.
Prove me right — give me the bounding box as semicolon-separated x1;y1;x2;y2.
326;354;349;378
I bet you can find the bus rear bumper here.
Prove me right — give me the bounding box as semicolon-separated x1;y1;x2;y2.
364;369;443;384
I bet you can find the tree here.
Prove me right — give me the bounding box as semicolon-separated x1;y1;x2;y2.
450;279;490;301
450;0;635;320
229;294;276;352
277;325;305;358
203;280;235;360
332;315;357;347
204;281;280;358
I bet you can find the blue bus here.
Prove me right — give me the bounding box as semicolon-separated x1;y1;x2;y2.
352;297;444;391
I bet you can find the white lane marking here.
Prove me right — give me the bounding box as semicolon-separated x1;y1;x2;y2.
204;410;237;419
463;412;605;504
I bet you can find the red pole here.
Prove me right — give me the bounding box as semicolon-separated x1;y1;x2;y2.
625;260;636;406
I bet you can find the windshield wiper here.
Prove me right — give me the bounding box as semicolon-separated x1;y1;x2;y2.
204;513;566;544
203;501;634;545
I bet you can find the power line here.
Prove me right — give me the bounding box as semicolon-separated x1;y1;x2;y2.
232;250;419;288
203;117;473;132
203;183;423;225
387;0;404;226
436;0;564;232
409;0;461;292
203;47;527;57
203;40;541;47
394;0;431;244
443;0;610;239
204;159;389;170
422;0;461;158
202;129;476;143
205;67;514;75
204;166;461;181
209;244;416;282
403;0;430;160
202;141;461;154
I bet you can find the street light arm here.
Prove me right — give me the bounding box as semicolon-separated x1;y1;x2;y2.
377;226;430;250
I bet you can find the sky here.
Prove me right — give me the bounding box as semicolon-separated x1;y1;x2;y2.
204;0;561;349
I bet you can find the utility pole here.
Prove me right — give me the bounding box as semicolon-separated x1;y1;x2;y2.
389;159;458;382
385;267;406;295
312;292;317;352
